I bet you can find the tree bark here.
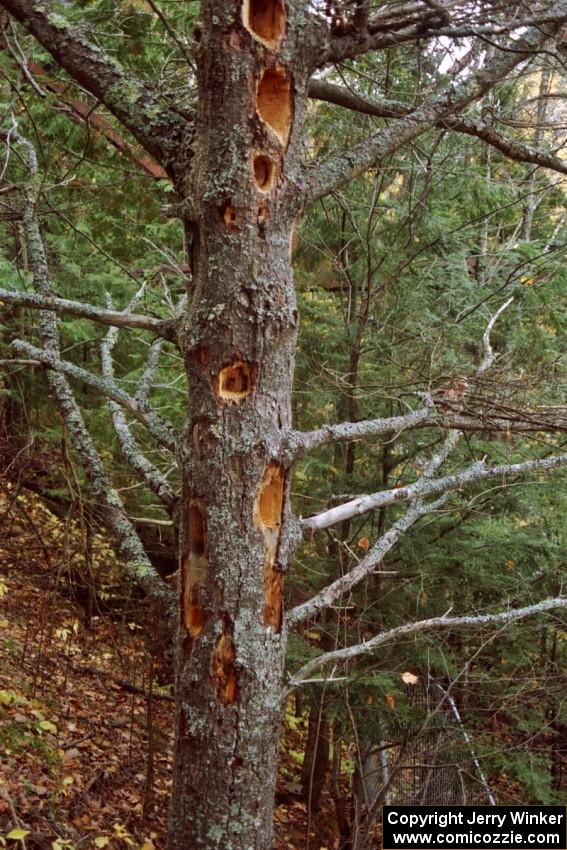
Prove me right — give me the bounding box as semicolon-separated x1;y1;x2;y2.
167;1;312;846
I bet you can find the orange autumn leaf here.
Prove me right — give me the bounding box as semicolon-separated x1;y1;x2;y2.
358;536;370;551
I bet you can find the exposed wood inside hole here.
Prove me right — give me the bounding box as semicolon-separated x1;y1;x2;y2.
183;502;209;638
222;204;237;227
254;463;285;632
253;154;275;191
263;565;283;631
257;67;292;145
255;462;284;530
217;360;253;403
243;0;286;45
257;204;268;225
211;618;238;704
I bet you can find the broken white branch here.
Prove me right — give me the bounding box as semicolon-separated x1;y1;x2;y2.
302;451;567;532
287;495;448;628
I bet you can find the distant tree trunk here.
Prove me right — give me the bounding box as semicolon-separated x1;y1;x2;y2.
302;696;330;812
167;1;311;846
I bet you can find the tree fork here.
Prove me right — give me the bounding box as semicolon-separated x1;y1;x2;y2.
168;0;313;846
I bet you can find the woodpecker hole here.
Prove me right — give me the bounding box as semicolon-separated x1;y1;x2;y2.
217;359;253;403
221;204;237;227
243;0;286;45
255;463;285;632
183;503;209;638
255;462;284;530
211;619;238;704
263;566;283;631
253;154;275;191
185;589;206;637
257;67;292;144
257;203;269;226
189;503;206;556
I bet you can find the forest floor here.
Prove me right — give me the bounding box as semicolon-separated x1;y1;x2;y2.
0;474;343;850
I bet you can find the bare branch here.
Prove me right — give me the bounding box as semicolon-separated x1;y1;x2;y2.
101;313;177;512
0;288;178;340
304;0;567;205
285;406;567;460
308;80;567;176
135;339;166;410
10;125;174;612
289;597;567;686
320;1;567;66
287;495;448;628
11;340;177;453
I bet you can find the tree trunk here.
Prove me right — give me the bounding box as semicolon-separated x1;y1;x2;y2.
301;697;329;812
168;1;312;847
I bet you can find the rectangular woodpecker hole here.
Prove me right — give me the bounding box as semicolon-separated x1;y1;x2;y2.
257;67;292;145
264;566;283;631
255;462;284;530
189;503;206;556
253;154;275;192
211;620;238;705
243;0;286;45
255;463;285;632
183;503;208;638
218;360;253;403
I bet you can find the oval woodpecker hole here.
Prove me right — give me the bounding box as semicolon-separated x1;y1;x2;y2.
253;154;275;191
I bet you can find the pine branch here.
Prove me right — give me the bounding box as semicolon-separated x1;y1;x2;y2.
0;288;178;340
289;597;567;686
0;0;189;165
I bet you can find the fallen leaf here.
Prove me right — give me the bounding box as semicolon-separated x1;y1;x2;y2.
7;830;30;841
